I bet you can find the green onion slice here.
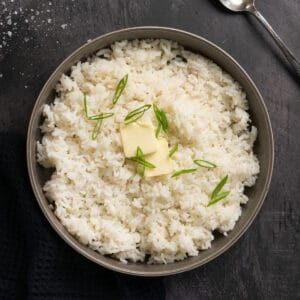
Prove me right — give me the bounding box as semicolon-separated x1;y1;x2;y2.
88;112;114;120
159;110;168;132
171;168;197;178
155;123;161;138
91;118;103;140
129;157;156;169
112;74;128;105
128;147;156;177
207;175;230;206
169;143;178;157
136;146;145;177
153;104;168;135
83;93;88;117
207;191;230;207
83;94;114;139
194;159;216;169
91;112;114;139
211;175;228;199
124;104;151;124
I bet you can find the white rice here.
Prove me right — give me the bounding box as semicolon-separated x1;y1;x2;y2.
37;39;259;264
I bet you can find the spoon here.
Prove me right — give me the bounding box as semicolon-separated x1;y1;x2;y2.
218;0;300;78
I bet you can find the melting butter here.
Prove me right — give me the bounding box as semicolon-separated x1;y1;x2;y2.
144;138;173;177
120;121;158;158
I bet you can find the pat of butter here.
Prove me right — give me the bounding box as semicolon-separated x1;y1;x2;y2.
120;121;158;158
144;139;173;177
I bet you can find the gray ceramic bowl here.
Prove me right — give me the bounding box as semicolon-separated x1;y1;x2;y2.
27;26;274;276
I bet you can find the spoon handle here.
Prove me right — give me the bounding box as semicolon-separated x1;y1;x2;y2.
250;8;300;78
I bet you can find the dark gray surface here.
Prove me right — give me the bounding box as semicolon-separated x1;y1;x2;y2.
0;0;299;298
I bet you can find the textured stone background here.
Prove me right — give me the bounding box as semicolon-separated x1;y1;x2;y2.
0;0;299;298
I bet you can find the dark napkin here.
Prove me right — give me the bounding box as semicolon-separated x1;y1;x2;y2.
0;133;166;300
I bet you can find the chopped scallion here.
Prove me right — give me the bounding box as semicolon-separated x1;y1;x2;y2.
83;93;88;117
88;112;114;121
91;118;103;140
112;74;128;105
83;94;114;140
194;159;216;169
153;104;168;136
155;123;161;138
169;143;178;157
128;146;156;176
136;146;145;177
129;157;156;169
207;191;230;207
171;168;197;178
207;175;230;206
124;104;151;125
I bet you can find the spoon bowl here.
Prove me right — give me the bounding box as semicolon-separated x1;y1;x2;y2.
218;0;255;12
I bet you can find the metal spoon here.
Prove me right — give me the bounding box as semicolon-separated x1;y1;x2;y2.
218;0;300;77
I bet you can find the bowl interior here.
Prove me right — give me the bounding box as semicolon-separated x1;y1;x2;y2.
27;27;273;276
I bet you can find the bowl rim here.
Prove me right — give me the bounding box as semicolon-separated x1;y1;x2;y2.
27;26;274;276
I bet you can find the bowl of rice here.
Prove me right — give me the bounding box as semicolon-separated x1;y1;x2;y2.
27;26;274;276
